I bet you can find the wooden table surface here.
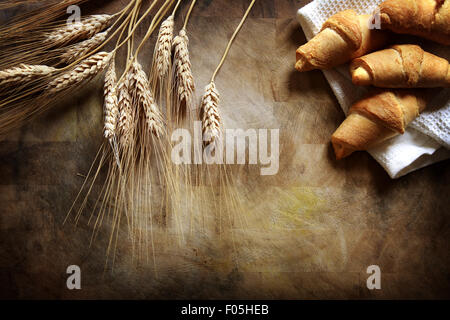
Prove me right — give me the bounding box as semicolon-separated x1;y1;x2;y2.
0;0;449;299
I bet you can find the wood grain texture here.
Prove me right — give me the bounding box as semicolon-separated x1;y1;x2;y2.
0;0;449;299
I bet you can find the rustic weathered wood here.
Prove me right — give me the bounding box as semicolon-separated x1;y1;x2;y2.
0;0;449;299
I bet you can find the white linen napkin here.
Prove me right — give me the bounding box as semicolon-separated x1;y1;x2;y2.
297;0;450;178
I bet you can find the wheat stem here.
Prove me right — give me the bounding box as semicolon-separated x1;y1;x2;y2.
172;0;182;15
114;0;162;55
183;0;197;30
132;0;174;63
211;0;256;82
115;0;170;87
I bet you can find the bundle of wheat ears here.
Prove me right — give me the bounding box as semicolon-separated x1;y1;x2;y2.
0;0;256;266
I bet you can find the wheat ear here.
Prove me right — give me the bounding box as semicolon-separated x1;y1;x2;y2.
132;62;164;138
117;69;133;146
153;15;174;79
199;0;256;145
44;14;113;47
47;52;112;94
201;81;221;146
103;59;118;140
60;29;109;64
0;64;57;86
173;29;195;107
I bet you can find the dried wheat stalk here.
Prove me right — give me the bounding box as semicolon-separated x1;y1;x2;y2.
173;29;195;107
132;62;164;138
0;64;57;86
117;69;133;146
103;59;118;140
60;29;109;64
47;51;112;94
153;15;174;79
44;14;113;47
201;81;221;145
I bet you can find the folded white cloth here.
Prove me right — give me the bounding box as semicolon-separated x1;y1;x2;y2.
297;0;450;178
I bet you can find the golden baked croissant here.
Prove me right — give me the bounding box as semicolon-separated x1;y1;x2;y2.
295;10;389;71
350;44;450;87
379;0;450;45
331;89;427;159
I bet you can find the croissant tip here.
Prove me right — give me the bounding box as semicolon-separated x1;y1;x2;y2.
295;58;306;71
295;53;314;72
351;67;372;86
331;138;354;160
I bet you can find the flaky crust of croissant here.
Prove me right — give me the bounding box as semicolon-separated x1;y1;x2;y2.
295;10;388;71
350;44;450;87
379;0;450;45
331;89;427;159
321;9;362;51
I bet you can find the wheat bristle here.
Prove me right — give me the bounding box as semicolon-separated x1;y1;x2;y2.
201;81;221;145
154;15;174;79
44;14;113;47
132;62;164;138
47;51;112;93
0;64;57;86
61;29;109;64
173;29;195;106
103;59;118;140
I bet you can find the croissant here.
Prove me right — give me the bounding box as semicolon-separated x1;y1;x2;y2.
295;10;389;71
331;89;427;159
350;44;450;87
379;0;450;45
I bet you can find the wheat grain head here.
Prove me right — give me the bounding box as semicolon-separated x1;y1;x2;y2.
201;81;221;146
0;64;57;86
46;51;112;94
173;29;195;108
44;14;113;47
132;62;165;138
60;29;109;64
103;59;118;140
153;15;174;79
118;68;134;146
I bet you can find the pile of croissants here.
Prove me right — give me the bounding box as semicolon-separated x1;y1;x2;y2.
295;0;450;160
